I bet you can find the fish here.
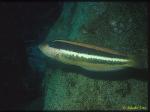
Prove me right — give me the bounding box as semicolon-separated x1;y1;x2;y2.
38;40;139;72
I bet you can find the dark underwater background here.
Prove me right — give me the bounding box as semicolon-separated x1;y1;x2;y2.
0;2;148;110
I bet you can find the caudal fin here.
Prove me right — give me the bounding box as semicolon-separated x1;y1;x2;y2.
129;54;148;69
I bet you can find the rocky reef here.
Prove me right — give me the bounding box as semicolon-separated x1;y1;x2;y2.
40;2;148;111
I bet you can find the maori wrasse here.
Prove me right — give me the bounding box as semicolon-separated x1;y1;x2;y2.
38;40;138;72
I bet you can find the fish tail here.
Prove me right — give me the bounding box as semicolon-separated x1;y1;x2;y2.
128;54;147;69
